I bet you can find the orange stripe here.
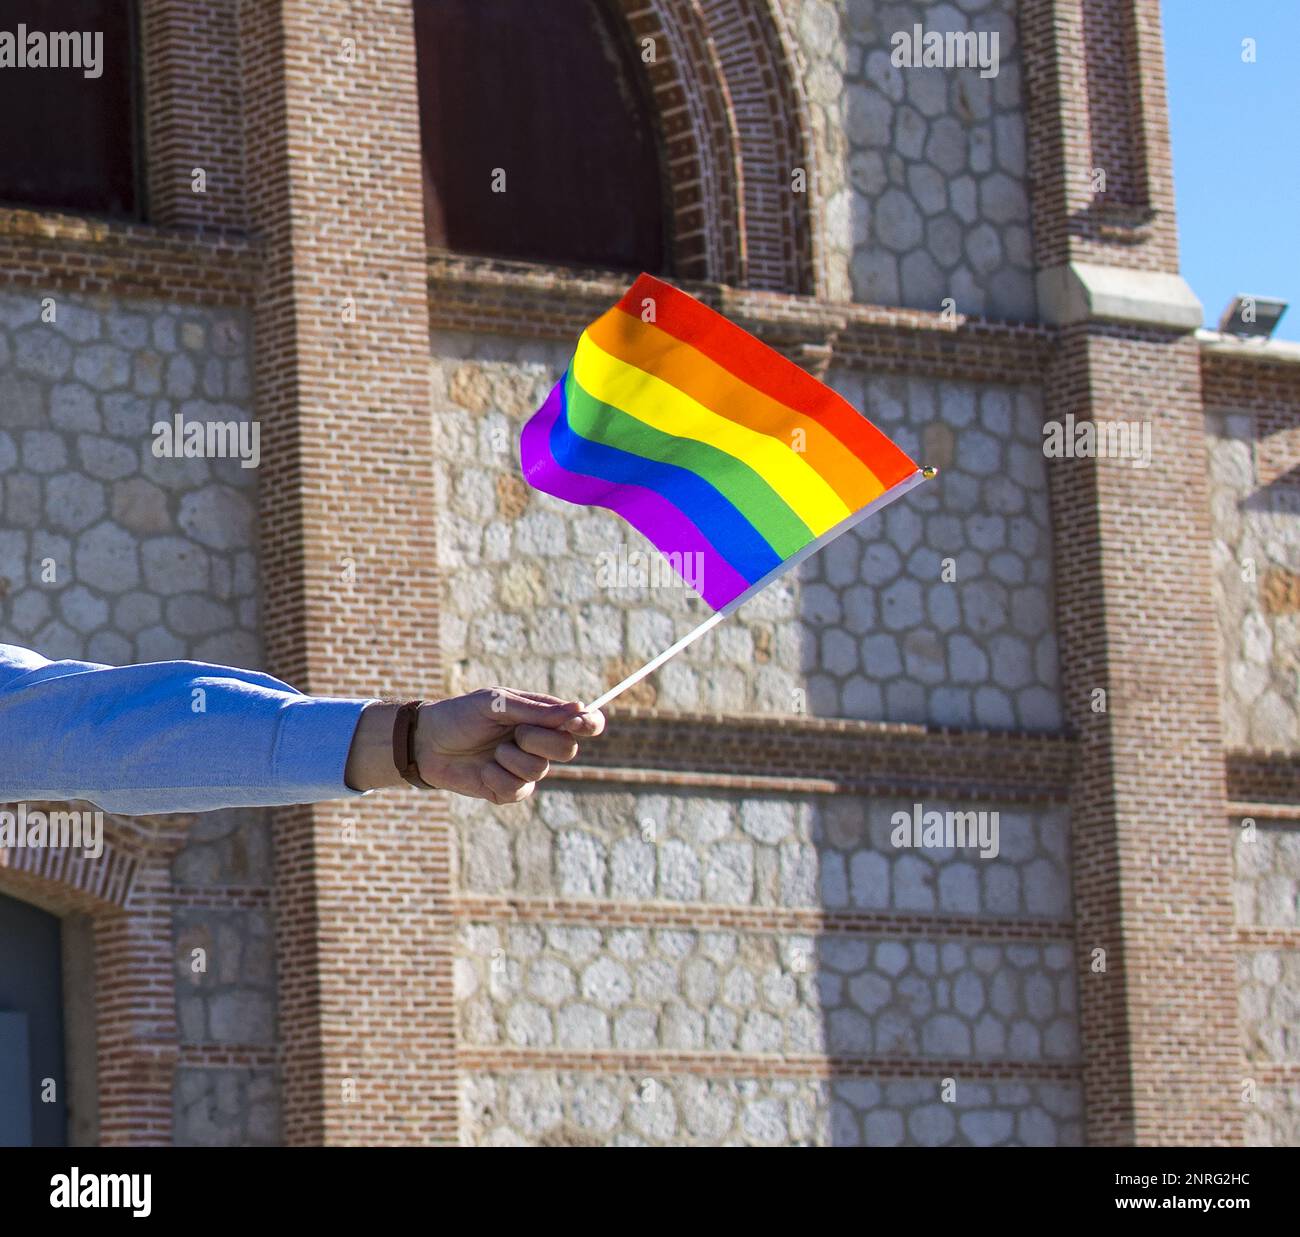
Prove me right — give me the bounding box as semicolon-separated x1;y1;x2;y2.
616;273;917;489
587;304;888;508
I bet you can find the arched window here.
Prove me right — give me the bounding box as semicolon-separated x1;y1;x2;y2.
0;1;141;217
415;0;669;274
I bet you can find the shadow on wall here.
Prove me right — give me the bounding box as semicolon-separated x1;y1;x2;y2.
810;794;1081;1146
799;371;1061;731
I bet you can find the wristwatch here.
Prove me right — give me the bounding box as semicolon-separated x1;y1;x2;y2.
392;699;436;789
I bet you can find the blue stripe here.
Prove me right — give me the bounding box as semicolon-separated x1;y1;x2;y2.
549;374;782;585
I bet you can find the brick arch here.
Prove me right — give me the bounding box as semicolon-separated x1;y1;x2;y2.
693;0;822;294
613;0;820;294
1;831;137;917
0;806;191;1146
613;0;745;285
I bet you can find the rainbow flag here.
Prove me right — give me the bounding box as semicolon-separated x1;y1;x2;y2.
520;273;922;613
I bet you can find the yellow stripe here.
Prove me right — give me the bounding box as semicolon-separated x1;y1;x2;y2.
574;333;852;535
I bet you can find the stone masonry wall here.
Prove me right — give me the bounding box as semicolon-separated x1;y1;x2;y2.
1235;817;1300;1146
463;1072;1080;1147
0;288;277;1145
432;332;1060;730
1206;377;1300;1148
454;785;1081;1146
436;312;1072;1144
786;0;1036;318
1207;408;1300;750
456;788;1072;921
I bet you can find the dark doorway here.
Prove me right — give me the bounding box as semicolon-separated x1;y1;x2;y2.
0;891;68;1146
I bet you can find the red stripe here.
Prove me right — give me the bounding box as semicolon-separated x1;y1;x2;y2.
615;273;916;487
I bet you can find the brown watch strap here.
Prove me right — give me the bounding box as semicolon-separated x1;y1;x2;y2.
393;700;435;789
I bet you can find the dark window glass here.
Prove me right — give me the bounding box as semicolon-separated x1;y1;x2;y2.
0;0;141;217
415;0;668;274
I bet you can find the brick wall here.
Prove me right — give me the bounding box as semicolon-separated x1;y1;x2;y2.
1021;0;1180;273
1023;0;1246;1145
235;0;452;1144
140;0;248;232
1046;326;1240;1144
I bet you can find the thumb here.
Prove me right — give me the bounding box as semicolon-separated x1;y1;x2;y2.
483;689;581;728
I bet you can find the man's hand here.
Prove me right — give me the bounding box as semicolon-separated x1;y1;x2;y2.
414;688;604;804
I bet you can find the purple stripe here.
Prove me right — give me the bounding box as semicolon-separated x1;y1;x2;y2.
521;382;749;611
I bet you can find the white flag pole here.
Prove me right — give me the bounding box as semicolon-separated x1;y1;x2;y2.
585;465;938;713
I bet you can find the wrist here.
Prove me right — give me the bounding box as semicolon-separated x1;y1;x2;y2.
394;699;438;789
343;701;405;791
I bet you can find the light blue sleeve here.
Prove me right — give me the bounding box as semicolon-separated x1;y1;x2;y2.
0;642;378;816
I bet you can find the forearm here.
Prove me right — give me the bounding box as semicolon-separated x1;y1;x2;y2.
0;644;375;815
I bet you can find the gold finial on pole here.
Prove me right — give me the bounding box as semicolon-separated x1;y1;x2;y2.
921;465;939;479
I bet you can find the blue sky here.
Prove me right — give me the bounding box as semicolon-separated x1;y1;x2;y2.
1162;1;1300;341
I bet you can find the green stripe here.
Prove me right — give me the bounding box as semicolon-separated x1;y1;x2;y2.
564;369;813;559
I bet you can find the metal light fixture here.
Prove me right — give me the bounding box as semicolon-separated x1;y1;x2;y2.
1218;295;1289;339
